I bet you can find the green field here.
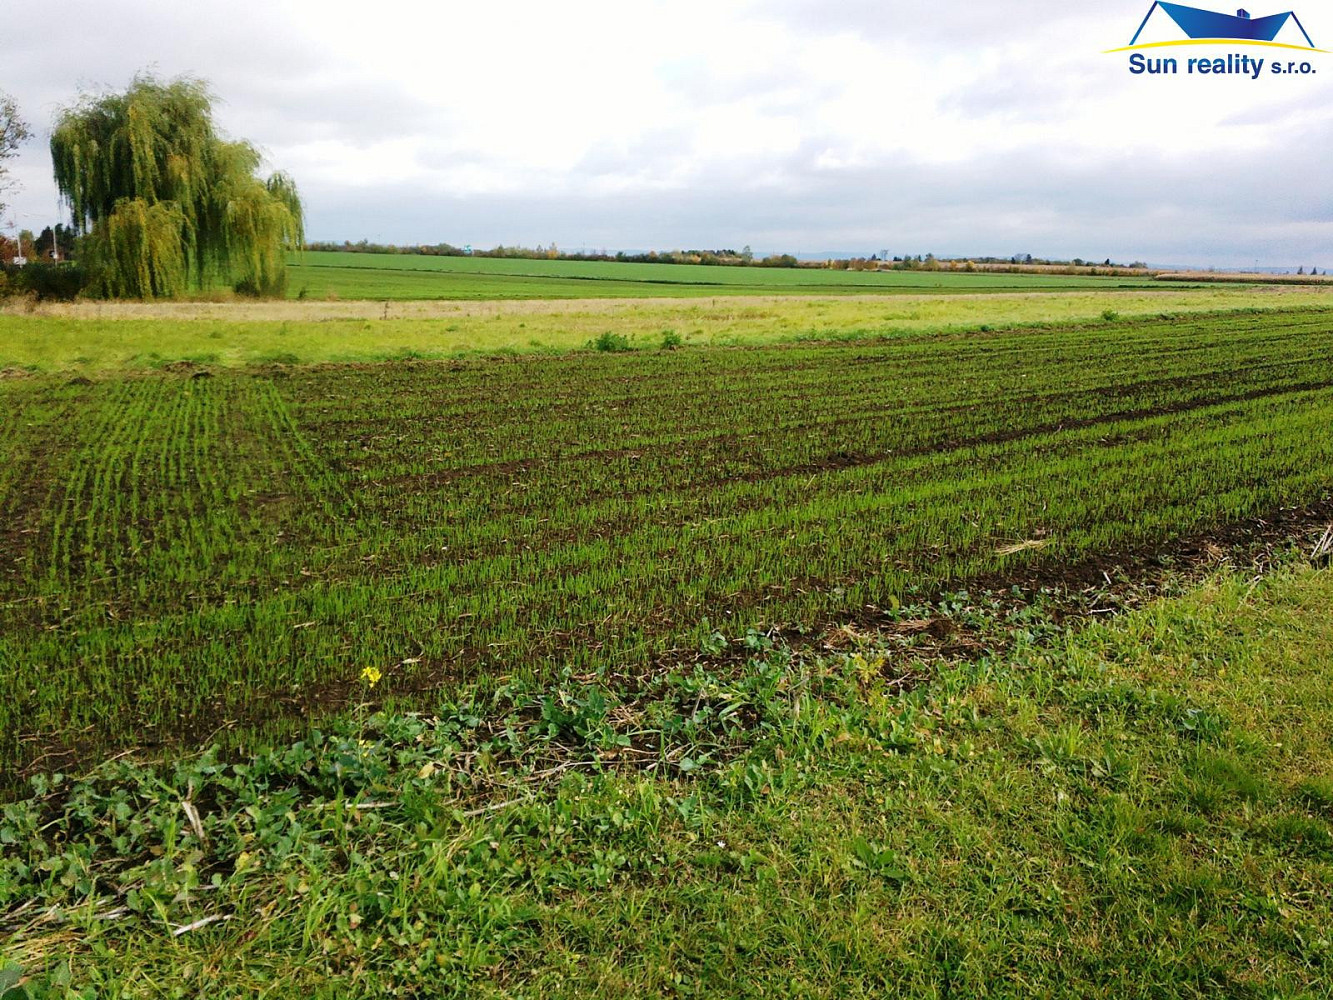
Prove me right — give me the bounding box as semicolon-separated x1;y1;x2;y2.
5;297;1333;997
287;250;1170;300
2;308;1332;780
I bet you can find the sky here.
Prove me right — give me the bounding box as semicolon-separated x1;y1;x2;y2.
2;0;1331;267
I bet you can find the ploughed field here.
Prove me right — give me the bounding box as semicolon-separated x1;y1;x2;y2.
2;308;1332;777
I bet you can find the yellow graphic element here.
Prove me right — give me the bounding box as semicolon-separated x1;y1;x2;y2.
1105;38;1329;54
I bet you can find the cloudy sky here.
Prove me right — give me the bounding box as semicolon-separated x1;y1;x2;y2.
3;0;1331;266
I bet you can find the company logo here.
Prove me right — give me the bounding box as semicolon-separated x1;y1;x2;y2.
1109;3;1326;75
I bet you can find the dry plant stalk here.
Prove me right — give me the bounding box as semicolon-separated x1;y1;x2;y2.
1313;525;1333;561
996;538;1052;556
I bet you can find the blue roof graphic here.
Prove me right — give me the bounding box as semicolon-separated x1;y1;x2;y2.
1130;2;1316;46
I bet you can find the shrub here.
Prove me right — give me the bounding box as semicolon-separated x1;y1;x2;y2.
235;270;287;298
661;330;683;350
2;262;87;301
592;331;632;353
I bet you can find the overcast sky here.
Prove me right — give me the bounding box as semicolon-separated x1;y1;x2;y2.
3;0;1331;266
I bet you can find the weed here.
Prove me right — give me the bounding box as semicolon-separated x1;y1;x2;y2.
591;331;633;352
3;565;1333;994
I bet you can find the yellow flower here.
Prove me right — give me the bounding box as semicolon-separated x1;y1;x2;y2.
360;666;382;688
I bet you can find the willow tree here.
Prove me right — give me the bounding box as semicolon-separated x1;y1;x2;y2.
51;74;303;298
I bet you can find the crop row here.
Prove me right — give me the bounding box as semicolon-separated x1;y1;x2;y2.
0;310;1330;777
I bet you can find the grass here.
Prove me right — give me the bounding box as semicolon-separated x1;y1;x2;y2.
2;286;1330;372
4;559;1333;996
1;309;1332;781
286;251;1172;300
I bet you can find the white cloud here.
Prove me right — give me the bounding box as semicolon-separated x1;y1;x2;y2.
3;0;1332;265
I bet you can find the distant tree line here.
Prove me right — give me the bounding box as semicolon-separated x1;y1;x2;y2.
305;240;804;268
881;253;1150;272
304;241;1157;274
0;224;77;262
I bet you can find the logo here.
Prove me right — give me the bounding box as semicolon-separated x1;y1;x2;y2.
1109;3;1327;76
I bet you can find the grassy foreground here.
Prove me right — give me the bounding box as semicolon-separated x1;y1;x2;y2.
2;287;1330;373
4;561;1332;996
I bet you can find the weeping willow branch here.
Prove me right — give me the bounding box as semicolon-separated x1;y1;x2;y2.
83;199;190;298
51;73;303;299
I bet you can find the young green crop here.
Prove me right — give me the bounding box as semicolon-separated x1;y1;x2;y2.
283;250;1171;300
0;309;1330;780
